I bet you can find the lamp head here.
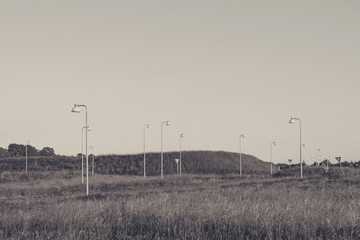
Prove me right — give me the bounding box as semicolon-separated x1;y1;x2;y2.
146;124;151;128
89;145;94;149
272;141;277;146
71;104;81;113
289;117;295;124
240;134;245;138
180;134;184;138
83;126;91;131
166;121;170;126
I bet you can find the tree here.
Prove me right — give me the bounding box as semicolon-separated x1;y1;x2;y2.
8;144;25;157
0;147;11;158
39;147;55;156
7;143;39;157
27;145;39;156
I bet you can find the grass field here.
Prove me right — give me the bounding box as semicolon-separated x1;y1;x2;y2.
1;169;360;239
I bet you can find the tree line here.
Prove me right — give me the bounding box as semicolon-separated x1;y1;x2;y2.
0;144;55;158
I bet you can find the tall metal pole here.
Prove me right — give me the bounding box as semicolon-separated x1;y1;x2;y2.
316;148;321;166
270;143;273;175
239;134;244;176
26;143;27;173
25;141;30;173
289;117;303;178
82;126;91;182
89;145;94;176
72;104;89;195
161;122;163;178
144;125;146;177
81;127;85;184
180;137;181;175
270;141;276;175
144;124;150;177
85;106;88;195
300;120;303;178
180;134;184;175
161;121;170;178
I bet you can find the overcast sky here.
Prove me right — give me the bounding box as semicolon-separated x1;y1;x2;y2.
1;0;359;164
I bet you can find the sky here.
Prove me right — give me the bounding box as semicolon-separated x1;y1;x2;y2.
1;0;360;164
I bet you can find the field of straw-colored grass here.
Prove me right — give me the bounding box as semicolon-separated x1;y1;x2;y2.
1;170;360;239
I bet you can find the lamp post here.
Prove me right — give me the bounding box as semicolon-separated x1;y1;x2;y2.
81;126;91;183
319;154;322;167
89;145;94;176
288;159;292;169
72;104;90;196
289;117;303;178
143;124;151;177
161;121;170;178
270;141;277;175
315;148;321;167
175;158;179;175
239;134;245;176
327;155;330;171
25;140;31;173
179;134;184;175
302;144;306;166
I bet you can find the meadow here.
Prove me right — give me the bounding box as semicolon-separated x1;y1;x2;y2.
1;168;360;239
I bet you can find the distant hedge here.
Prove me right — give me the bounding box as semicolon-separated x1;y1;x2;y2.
0;151;272;175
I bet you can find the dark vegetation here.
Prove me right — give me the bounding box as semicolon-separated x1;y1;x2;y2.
0;150;273;176
2;143;55;157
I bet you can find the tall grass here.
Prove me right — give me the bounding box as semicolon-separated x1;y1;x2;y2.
1;173;360;239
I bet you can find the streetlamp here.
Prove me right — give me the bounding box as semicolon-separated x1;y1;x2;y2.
143;124;151;177
89;145;94;176
270;141;277;175
175;158;179;175
288;159;292;169
179;134;184;175
315;148;321;167
239;134;245;176
72;104;90;196
81;126;91;183
25;140;31;173
326;155;330;171
302;144;306;166
289;117;303;178
161;121;170;178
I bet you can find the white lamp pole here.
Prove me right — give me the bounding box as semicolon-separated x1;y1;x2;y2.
175;158;179;175
81;126;91;183
288;159;292;169
289;117;303;178
302;144;306;165
25;140;31;173
89;145;94;176
239;134;245;176
270;141;277;175
161;121;170;178
179;134;184;175
72;104;90;196
315;148;321;166
143;124;151;177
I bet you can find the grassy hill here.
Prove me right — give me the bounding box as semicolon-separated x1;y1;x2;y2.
0;151;273;175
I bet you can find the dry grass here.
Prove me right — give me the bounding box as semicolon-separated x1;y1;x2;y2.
1;170;360;239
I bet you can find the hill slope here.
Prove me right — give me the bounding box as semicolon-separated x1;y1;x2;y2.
0;151;273;175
